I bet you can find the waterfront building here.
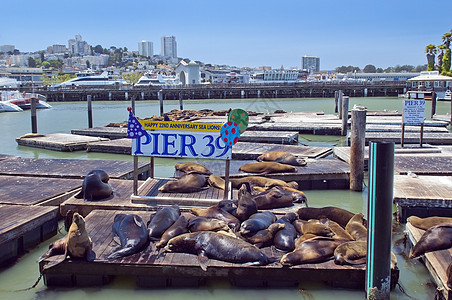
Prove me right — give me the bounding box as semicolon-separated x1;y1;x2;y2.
201;69;250;84
250;69;299;83
138;40;153;57
0;45;15;53
161;36;177;58
407;71;452;99
336;72;420;82
302;55;320;73
176;60;200;85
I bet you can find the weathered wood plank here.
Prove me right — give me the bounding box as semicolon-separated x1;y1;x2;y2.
16;133;110;152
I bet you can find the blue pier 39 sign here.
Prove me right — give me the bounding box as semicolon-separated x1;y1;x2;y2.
131;120;232;159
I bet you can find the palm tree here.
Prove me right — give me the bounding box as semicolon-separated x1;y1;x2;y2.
437;44;446;68
425;44;437;71
441;31;452;49
441;30;452;74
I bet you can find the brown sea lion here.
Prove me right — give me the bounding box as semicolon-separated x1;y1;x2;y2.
107;214;149;259
190;204;241;232
276;186;308;205
188;216;229;232
207;173;225;190
240;223;285;248
252;186;296;209
239;211;277;236
345;213;367;241
156;215;189;248
447;261;452;289
295;234;318;248
299;219;334;237
37;236;67;263
297;206;356;228
274;213;298;251
165;231;276;271
158;173;208;193
236;183;258;221
281;237;344;266
257;151;307;166
320;219;354;241
409;224;452;258
334;241;367;265
147;205;181;240
407;216;452;231
74;170;113;201
230;176;298;190
239;161;298;174
174;162;211;175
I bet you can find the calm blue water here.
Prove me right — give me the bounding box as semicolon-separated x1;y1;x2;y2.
0;97;448;299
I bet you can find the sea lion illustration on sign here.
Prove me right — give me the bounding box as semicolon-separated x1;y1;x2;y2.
74;169;113;201
107;214;149;259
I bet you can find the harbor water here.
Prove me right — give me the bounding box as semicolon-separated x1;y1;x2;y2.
0;97;449;300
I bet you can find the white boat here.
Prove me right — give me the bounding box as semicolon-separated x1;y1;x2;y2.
52;70;127;88
0;101;23;112
0;91;51;111
135;72;180;87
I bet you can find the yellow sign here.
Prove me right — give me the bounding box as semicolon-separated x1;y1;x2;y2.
139;120;222;132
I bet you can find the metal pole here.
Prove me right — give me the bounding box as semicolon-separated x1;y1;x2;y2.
366;141;394;300
341;96;349;136
223;159;230;200
158;90;164;116
350;106;366;191
133;155;139;196
179;92;183;110
431;91;437;118
31;97;37;133
87;95;93;128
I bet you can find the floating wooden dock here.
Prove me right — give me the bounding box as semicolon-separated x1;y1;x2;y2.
16;133;109;152
40;209;399;288
0;175;81;206
394;175;452;222
0;205;58;266
349;132;452;145
406;223;451;300
0;157;150;180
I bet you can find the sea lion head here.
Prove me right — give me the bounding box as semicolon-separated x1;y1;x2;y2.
72;212;86;230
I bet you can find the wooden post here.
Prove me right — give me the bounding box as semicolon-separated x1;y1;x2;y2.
401;123;405;148
341;96;349;136
420;123;424;147
133;155;138;196
179;92;183;110
131;95;136;115
150;156;154;178
431;91;437;118
223;159;230;200
87;95;93;128
31;97;37;133
366;141;394;300
158;90;163;116
338;91;343;119
334;91;339;113
350;106;366;191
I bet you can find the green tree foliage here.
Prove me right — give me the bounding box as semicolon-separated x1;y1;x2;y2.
122;72;142;85
335;65;361;73
363;64;376;73
93;45;104;54
41;73;76;86
442;48;451;74
425;44;437;71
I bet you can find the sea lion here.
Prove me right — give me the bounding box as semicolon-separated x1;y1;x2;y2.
107;214;148;259
188;216;230;232
158;173;208;193
230;176;298;190
251;186;296;209
409;224;452;258
239;211;277;236
297;206;356;228
37;236;68;263
207;173;225;190
334;241;367;265
274;212;298;251
74;169;113;201
295;234;318;249
217;200;237;216
156;215;189;248
190;204;241;232
147;205;181;240
165;231;276;271
281;237;344;266
276;186;308;205
447;261;452;289
239;161;298;174
298;219;334;237
236;183;258;221
407;216;452;231
174;162;211;175
320;219;354;241
345;213;367;241
240;223;285;248
257;151;307;166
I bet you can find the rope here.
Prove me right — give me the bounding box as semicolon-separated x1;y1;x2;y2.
0;273;43;292
396;282;415;299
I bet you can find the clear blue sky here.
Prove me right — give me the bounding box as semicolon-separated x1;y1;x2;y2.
1;0;451;70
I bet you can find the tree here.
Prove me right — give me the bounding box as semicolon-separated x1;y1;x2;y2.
441;30;452;74
28;57;36;68
86;60;91;69
40;51;45;62
122;72;142;85
93;45;103;54
41;61;50;68
363;64;376;73
425;44;437;71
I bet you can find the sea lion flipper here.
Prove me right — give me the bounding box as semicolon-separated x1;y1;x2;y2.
87;250;96;262
74;190;83;199
197;250;209;271
42;254;67;270
134;216;142;227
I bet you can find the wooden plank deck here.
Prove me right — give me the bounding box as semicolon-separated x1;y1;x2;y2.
394;175;452;222
0;154;18;161
71;126;128;139
40;209;399;288
0;157;150;180
394;156;452;175
357;132;452;145
0;175;81;206
406;223;451;300
0;205;58;266
16;133;110;152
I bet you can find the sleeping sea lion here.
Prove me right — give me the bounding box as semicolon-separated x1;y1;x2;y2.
251;186;296;209
274;212;298;251
236;183;258;221
174;162;211;175
217;200;237;216
191;204;241;232
334;241;367;265
298;219;334;237
295;234;318;249
297;206;356;228
158;173;208;193
107;214;148;259
156;215;189;248
239;211;276;236
230;176;298;190
147;205;181;240
239;161;298;174
345;213;367;241
409;224;452;258
240;223;285;248
188;216;230;232
74;169;113;201
207;174;225;190
281;237;344;266
407;216;452;231
165;231;276;271
447;261;452;289
257;151;307;166
320;219;354;241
